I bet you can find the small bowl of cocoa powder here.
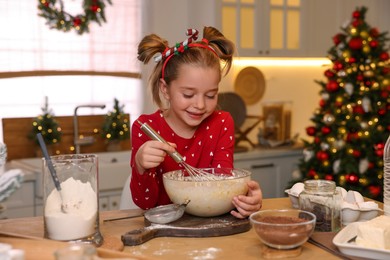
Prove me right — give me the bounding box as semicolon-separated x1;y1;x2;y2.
249;209;316;250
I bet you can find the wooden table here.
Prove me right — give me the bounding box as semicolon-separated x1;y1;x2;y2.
0;198;344;260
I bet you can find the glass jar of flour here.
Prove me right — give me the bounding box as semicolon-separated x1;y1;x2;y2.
43;154;103;246
299;179;341;232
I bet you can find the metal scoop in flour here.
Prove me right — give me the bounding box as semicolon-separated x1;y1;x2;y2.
37;133;68;213
144;200;190;224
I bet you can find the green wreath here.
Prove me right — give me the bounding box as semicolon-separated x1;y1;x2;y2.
37;0;112;35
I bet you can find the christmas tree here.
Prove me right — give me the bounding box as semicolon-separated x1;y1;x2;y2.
295;6;390;201
101;98;130;142
29;97;62;146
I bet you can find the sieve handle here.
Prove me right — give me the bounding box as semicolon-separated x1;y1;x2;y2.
137;120;183;163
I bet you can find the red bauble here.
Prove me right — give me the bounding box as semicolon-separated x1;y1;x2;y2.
378;108;386;116
73;17;81;27
352;10;361;19
348;37;363;50
308;169;317;178
321;126;331;135
375;149;384;157
368;162;375;169
314;137;321;144
380;90;388;98
316;151;329;161
325;174;334;181
380;52;390;61
346;173;359;184
370;28;380;38
319;99;326;107
90;5;99;12
375;142;385;150
352;20;362;27
352;149;361;158
368;185;381;197
306;126;316;136
348;57;357;64
369;40;379;48
332;33;345;46
324;69;335;78
353;105;364;114
333;61;344;71
382;67;390;75
347;132;358;142
326;80;339;92
356;74;364;81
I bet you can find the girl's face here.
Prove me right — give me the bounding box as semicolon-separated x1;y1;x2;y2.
160;64;220;134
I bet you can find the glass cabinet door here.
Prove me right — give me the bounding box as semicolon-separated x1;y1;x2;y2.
221;0;302;56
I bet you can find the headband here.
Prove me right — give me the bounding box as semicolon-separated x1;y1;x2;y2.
154;29;218;79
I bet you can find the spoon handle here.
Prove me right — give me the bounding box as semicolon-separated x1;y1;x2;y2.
137;120;183;163
36;133;62;192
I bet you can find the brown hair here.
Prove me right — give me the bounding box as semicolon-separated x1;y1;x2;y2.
137;26;235;108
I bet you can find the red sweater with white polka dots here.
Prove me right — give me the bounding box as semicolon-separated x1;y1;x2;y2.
130;110;235;210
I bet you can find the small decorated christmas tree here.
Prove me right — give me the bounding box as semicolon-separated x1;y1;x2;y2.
294;6;390;201
101;98;130;144
29;97;62;146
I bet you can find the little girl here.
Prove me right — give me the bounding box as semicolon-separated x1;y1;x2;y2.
130;26;262;218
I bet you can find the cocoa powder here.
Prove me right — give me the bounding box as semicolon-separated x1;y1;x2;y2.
254;216;312;246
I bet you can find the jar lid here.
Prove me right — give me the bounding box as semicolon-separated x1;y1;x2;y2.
303;179;336;193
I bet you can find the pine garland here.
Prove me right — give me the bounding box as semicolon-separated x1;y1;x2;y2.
37;0;112;35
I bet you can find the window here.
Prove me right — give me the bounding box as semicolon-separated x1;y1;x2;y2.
0;0;142;141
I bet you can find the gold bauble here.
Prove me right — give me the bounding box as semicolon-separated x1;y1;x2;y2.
360;30;369;39
323;160;329;167
363;70;374;77
336;96;343;103
359;177;368;186
363;45;371;53
339;175;346;185
350;27;358;36
382;79;390;86
342;50;351;58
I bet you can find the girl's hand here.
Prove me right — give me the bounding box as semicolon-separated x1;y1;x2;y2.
135;140;177;174
230;180;263;219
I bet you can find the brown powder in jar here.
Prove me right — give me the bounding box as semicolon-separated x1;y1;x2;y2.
254;216;312;246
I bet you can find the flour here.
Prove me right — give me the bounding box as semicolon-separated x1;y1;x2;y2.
44;177;98;241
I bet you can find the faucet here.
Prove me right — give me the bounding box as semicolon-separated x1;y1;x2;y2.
73;104;106;154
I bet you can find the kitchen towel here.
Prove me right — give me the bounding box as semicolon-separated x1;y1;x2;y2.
0;169;23;202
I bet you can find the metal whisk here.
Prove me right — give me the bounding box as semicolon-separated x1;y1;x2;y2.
137;120;217;181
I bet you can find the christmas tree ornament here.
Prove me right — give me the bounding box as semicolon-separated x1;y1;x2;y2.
362;96;372;112
303;149;314;162
323;113;335;125
359;158;369;174
333;159;341;173
359;177;368;186
345;82;354;95
37;0;112;35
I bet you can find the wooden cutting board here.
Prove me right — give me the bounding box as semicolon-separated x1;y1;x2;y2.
121;213;251;246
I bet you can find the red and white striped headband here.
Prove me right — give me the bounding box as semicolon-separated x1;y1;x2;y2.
154;29;218;79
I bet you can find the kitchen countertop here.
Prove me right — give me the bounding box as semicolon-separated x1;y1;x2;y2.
0;197;346;260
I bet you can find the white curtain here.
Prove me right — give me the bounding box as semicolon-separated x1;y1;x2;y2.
0;0;143;142
0;0;141;73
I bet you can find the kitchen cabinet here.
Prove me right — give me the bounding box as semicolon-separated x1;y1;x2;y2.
219;0;390;57
234;146;302;198
99;191;122;211
219;0;305;57
305;0;390;57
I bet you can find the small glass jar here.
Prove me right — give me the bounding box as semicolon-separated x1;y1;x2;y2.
299;180;341;232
